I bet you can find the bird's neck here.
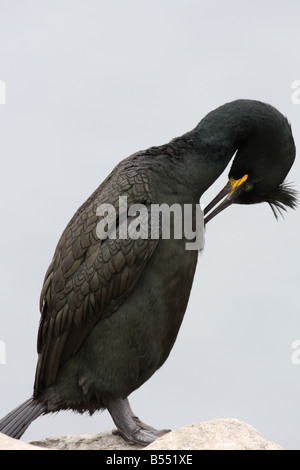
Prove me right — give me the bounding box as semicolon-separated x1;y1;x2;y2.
173;100;263;200
146;135;236;204
192;99;258;146
148;100;265;203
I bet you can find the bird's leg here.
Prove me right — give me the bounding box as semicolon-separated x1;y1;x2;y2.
106;397;156;445
123;398;170;436
105;397;170;446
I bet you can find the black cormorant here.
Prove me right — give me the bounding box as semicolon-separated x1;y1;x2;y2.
0;99;297;445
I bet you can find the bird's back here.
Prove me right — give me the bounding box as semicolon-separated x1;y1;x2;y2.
34;148;200;401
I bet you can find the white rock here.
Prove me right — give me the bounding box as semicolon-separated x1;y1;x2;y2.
145;419;283;450
0;419;283;450
0;432;45;450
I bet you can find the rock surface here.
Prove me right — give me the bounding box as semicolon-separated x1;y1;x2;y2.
30;431;143;450
0;419;283;450
0;432;45;450
145;419;283;450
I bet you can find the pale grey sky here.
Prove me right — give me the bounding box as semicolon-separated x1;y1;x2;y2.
0;0;299;449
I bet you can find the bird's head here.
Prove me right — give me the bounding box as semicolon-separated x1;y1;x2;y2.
204;102;298;223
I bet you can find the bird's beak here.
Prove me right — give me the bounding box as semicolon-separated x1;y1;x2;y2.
204;175;248;224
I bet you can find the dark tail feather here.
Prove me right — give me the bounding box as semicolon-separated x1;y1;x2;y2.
0;398;46;439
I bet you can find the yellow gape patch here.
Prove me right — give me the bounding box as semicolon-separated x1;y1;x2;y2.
229;174;249;194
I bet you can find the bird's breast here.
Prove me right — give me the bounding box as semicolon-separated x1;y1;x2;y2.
127;236;199;376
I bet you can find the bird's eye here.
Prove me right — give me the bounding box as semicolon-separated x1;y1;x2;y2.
243;182;253;192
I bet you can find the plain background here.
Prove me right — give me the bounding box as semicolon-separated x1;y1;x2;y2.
0;0;299;449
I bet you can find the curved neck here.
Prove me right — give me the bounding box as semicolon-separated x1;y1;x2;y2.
176;99;276;199
191;99;263;147
147;100;278;203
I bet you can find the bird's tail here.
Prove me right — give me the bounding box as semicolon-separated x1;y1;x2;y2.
0;398;46;439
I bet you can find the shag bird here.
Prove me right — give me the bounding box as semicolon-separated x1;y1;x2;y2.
0;99;297;445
